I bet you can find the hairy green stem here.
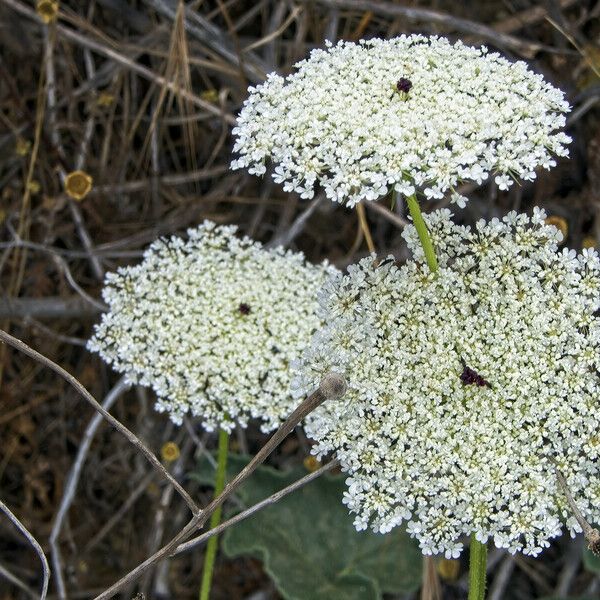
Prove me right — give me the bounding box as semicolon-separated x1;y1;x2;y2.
468;536;488;600
199;429;229;600
405;193;439;273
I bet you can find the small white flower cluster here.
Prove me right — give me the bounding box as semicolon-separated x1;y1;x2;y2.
294;208;600;557
88;222;337;432
231;35;571;207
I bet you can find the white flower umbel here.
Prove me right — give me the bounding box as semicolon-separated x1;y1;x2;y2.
295;208;600;558
89;222;338;432
231;35;570;207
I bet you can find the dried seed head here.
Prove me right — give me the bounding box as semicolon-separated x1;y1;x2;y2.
97;92;115;107
15;137;31;157
303;455;321;472
319;372;348;400
27;181;41;195
437;558;460;581
545;215;568;241
587;528;600;556
65;170;93;201
160;441;180;462
36;0;59;24
201;89;220;103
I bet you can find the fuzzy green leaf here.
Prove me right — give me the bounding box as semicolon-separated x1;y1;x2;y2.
194;455;422;600
583;546;600;574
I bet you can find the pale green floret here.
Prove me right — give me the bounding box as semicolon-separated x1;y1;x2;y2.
294;208;600;558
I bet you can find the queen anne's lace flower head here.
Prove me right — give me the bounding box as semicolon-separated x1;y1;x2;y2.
88;222;338;432
294;209;600;557
232;35;571;208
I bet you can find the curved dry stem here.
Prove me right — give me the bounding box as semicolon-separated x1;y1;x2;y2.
0;499;50;600
49;376;130;599
93;373;347;600
0;328;199;515
175;458;340;555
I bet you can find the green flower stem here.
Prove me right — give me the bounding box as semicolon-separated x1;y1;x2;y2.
468;535;488;600
405;193;439;273
199;428;229;600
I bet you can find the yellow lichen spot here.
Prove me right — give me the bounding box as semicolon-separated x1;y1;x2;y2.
64;170;93;201
97;92;115;107
303;455;321;472
27;181;41;194
15;137;31;157
161;441;180;462
200;89;219;103
583;236;597;249
437;558;460;581
545;215;568;241
36;0;59;24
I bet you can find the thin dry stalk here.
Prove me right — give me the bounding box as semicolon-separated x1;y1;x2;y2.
49;376;130;600
93;373;347;600
0;328;200;515
0;499;50;600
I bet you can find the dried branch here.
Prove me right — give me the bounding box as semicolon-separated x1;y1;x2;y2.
556;468;600;555
300;0;558;57
2;0;236;123
487;555;515;600
0;297;103;319
0;561;40;600
49;376;130;600
174;457;340;555
0;499;50;600
141;0;268;83
268;195;323;248
0;328;200;515
93;373;347;600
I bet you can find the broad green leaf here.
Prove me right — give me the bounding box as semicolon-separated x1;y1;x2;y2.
193;455;422;600
583;546;600;574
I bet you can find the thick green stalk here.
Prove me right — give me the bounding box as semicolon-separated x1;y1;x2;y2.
405;193;439;273
468;536;488;600
199;429;229;600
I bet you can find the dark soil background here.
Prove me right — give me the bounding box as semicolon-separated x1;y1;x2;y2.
1;1;600;599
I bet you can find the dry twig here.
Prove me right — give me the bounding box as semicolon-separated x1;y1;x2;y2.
49;376;130;600
0;328;200;514
0;499;50;600
93;373;347;599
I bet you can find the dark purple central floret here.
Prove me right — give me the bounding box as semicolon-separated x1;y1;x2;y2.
238;303;251;315
396;77;413;93
460;365;490;387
